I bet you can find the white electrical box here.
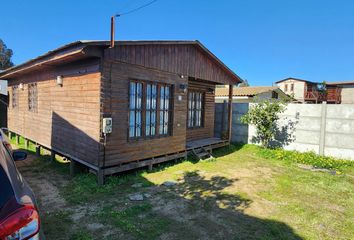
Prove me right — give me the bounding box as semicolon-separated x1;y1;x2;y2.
102;118;112;134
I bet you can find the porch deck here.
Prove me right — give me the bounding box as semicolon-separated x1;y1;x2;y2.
186;137;229;150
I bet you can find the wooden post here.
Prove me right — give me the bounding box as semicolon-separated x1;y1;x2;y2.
50;151;55;161
35;145;41;157
24;139;29;149
70;160;78;177
97;169;105;185
8;131;12;139
16;135;20;145
227;85;233;142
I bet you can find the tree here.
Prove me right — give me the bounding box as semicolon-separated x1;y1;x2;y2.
317;81;327;93
0;39;14;70
240;99;287;148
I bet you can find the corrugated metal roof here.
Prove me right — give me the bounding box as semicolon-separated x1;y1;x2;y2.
215;86;279;97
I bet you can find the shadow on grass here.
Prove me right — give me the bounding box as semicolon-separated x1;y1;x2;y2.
159;170;303;239
62;169;303;239
13;138;303;239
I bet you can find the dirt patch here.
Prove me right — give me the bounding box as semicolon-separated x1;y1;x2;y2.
15;154;67;212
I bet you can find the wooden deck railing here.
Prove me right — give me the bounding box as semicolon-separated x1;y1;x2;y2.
304;88;341;104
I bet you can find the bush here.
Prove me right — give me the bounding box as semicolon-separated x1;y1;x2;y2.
257;147;354;170
240;99;287;148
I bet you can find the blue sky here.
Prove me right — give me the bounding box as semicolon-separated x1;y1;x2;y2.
1;0;354;85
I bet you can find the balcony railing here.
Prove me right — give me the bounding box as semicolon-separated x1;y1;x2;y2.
304;88;341;104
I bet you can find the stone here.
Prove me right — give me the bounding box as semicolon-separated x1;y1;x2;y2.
87;223;104;231
297;164;313;170
162;181;177;187
131;183;143;188
143;193;152;198
128;193;144;201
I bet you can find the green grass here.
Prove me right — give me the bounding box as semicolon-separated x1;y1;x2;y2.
98;203;171;239
256;146;354;172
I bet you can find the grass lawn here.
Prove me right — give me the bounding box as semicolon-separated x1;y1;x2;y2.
11;137;354;240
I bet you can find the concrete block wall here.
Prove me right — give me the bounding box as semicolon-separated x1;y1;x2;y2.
215;102;354;160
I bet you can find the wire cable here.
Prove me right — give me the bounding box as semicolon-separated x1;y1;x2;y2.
115;0;158;17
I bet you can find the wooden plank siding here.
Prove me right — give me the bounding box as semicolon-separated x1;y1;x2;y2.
186;80;216;141
104;44;235;85
100;60;188;167
7;59;101;166
1;41;239;178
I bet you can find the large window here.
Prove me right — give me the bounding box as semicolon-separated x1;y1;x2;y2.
129;80;173;139
188;91;204;128
28;83;38;112
11;86;18;109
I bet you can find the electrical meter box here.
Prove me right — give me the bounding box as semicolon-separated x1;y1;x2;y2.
102;118;112;134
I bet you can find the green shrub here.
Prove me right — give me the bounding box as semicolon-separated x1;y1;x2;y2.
256;147;354;170
240;99;287;148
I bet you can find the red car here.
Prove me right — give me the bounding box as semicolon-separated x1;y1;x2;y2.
0;129;41;240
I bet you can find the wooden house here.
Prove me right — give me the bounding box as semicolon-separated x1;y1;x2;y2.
0;40;241;183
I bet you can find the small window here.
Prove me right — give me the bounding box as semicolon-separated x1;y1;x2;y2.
28;83;38;112
129;80;173;139
290;84;294;91
11;86;18;109
284;84;288;92
188;91;204;128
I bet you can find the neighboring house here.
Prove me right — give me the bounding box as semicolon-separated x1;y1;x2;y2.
326;81;354;104
215;86;288;103
276;77;341;104
0;40;241;183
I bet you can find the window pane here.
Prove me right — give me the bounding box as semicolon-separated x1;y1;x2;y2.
136;111;141;137
146;84;151;110
130;82;136;109
137;83;142;109
165;87;169;110
146;110;151;136
152;85;157;109
129;111;135;137
164;111;169;134
151;111;156;135
161;87;166;109
159;111;164;134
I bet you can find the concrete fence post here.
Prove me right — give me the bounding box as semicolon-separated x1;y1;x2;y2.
319;101;327;156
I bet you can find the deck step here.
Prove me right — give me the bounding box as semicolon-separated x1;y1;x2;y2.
197;152;210;158
192;147;214;160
